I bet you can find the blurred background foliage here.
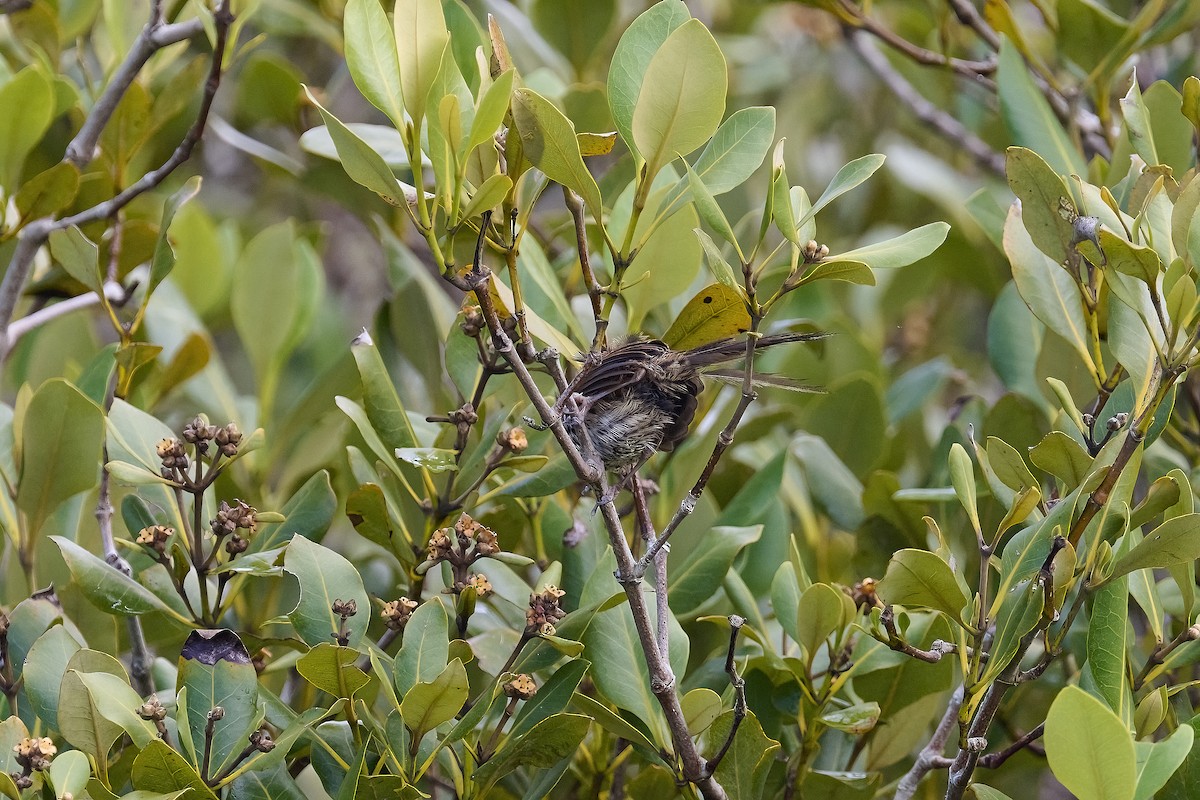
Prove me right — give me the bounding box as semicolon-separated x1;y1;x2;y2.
3;0;1200;798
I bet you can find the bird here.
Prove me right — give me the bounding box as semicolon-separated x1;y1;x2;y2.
560;332;824;487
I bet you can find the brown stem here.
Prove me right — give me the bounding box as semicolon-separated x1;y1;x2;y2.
881;606;957;663
1132;624;1200;691
706;617;748;774
632;479;669;655
563;186;606;350
977;722;1045;769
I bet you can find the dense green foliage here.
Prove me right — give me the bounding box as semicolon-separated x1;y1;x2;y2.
2;1;1200;799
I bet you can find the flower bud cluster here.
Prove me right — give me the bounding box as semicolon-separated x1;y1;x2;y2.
525;585;566;637
503;673;537;700
380;597;419;630
137;525;174;555
211;499;258;554
421;513;501;573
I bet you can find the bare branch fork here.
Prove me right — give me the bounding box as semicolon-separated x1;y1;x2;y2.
0;1;232;359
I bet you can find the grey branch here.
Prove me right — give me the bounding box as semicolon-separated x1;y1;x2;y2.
850;32;1007;177
0;4;229;361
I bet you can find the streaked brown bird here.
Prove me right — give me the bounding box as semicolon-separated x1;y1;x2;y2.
562;332;824;485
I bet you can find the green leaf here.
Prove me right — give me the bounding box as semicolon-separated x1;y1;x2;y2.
693;228;743;290
394;598;449;695
1136;722;1195;800
74;671;159;748
466;70;515;158
795;154;886;232
132;740;219;800
949;442;981;536
472;713;590;789
231;221;322;416
1045;685;1137;800
1109;513;1200;580
632;19;727;177
0;66;54;189
833;222;950;269
1004;202;1098;377
459;173;512;222
300;123;414;171
48;749;90;800
1088;576;1131;721
296;642;371;698
145;176;202;300
394;0;448;124
52;536;191;622
48;225;102;294
14;161;79;223
511;88;603;216
57;649;128;777
820;701;881;734
394;447;458;472
686;161;741;252
662;283;751;351
302;89;410;206
795;582;851;665
1006;146;1077;264
343;0;406;129
400;658;469;740
877;549;969;625
23;624;83;730
284;533;370;648
1030;430;1094;489
607;0;690;159
668;524;761;617
680;688;722;735
179;629;260;778
997;38;1086;175
708;710;780;800
796;259;875;287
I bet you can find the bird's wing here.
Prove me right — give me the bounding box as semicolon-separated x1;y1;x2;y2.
572;338;669;401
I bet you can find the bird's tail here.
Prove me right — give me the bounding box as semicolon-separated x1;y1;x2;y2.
682;331;827;367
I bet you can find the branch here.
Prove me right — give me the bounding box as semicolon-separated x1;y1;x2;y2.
0;3;231;360
562;187;606;350
632;479;669;656
946;0;1000;50
894;684;964;800
839;0;998;81
4;282;125;351
880;605;958;663
849;33;1006;177
977;722;1045;769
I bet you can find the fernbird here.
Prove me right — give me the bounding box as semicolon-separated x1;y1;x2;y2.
562;332;823;486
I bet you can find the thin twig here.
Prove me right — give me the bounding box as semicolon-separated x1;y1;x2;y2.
849;33;1006;177
563;187;606;351
880;606;958;663
706;617;748;774
977;722;1045;769
945;0;1000;49
839;0;998;80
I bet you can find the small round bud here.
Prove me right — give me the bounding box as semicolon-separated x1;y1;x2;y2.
208;707;225;721
215;423;243;457
225;536;249;555
461;307;484;337
138;695;168;721
1081;413;1095;427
